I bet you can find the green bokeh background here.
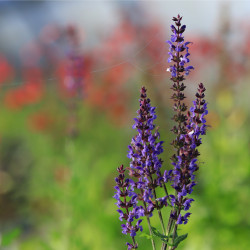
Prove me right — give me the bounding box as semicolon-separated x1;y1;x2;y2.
0;79;249;250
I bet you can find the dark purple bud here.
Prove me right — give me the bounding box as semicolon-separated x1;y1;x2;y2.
179;25;186;33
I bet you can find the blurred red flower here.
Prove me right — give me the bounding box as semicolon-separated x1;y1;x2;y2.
0;55;14;84
4;66;44;109
28;111;55;132
4;81;43;109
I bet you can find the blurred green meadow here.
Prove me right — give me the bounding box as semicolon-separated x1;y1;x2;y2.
0;78;250;250
0;1;250;250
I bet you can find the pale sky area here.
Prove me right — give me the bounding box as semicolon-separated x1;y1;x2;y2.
46;1;250;35
0;1;250;65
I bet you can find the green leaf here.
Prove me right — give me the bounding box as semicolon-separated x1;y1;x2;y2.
139;232;153;240
1;228;21;246
173;233;188;247
151;227;167;239
151;227;174;246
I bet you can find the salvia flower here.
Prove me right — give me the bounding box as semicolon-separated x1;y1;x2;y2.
165;14;208;247
115;14;208;250
114;165;143;249
127;87;169;215
115;87;172;249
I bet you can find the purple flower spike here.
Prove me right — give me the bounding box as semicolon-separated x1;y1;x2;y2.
116;87;172;248
167;15;208;230
170;83;208;221
167;16;194;78
128;87;170;212
114;165;142;248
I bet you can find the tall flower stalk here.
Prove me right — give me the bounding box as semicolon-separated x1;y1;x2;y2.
163;14;208;249
127;87;171;249
114;14;208;250
115;87;171;249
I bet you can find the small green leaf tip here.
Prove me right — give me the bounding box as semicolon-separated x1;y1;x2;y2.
173;233;188;247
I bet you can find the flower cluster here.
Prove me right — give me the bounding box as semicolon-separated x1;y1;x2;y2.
115;87;170;249
166;15;208;227
167;15;195;164
170;83;208;225
127;87;168;213
167;15;194;78
114;165;143;249
188;83;208;137
115;14;208;250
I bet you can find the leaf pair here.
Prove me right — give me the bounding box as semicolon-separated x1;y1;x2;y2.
140;227;188;248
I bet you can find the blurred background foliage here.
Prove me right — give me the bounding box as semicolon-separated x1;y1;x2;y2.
0;1;249;250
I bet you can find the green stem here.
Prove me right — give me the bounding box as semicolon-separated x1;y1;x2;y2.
161;208;175;250
146;215;156;250
162;190;179;250
140;190;156;250
169;204;182;249
132;236;136;249
169;224;178;250
149;176;166;233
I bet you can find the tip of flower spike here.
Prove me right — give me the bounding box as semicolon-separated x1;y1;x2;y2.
140;86;146;93
140;86;147;98
172;14;183;27
172;14;182;21
117;164;125;173
198;82;206;92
